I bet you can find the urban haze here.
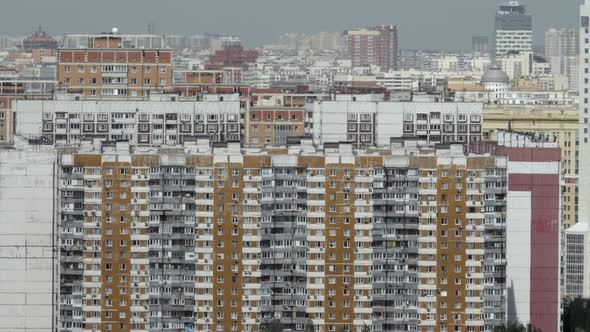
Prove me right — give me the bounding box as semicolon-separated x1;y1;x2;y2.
0;1;589;332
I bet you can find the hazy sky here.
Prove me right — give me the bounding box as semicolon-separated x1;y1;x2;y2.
0;0;581;50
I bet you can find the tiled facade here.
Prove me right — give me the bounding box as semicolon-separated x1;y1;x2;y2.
245;108;307;146
57;48;172;97
56;139;518;332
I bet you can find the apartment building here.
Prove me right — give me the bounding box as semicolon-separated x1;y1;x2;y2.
564;0;590;300
310;97;483;147
51;132;561;332
57;34;172;97
472;133;561;332
482;105;578;228
346;25;398;71
0;97;12;143
13;93;241;146
245;107;307;146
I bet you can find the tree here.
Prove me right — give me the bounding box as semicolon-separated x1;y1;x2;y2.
494;321;541;332
260;319;283;332
361;323;371;332
563;297;590;332
305;319;315;332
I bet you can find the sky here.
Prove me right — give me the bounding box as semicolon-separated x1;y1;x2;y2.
0;0;581;50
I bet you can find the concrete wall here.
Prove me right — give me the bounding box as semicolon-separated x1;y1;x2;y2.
0;147;57;331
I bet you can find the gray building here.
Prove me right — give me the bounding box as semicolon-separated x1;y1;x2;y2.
494;1;533;57
473;36;490;54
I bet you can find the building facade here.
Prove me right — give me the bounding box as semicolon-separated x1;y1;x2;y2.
57;36;173;97
482;105;578;228
494;2;533;58
346;25;398;72
566;0;590;300
545;28;578;58
0;97;12;144
310;99;483;147
13;94;241;146
0;147;57;332
51;134;562;332
245;107;307;146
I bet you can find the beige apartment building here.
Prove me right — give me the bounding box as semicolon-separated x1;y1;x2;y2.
483;105;579;227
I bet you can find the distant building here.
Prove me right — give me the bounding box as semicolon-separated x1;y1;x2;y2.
310;98;483;147
57;31;173;97
473;35;490;54
21;27;57;52
0;97;12;144
245;106;307;146
483;105;579;227
494;1;533;57
496;51;534;79
13;93;241;146
207;44;258;70
545;28;578;58
346;25;398;71
481;66;511;99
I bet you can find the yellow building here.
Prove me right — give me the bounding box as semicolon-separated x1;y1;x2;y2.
483;105;579;228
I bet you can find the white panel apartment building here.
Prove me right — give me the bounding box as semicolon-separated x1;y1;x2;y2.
311;97;483;147
13;94;241;147
566;0;590;299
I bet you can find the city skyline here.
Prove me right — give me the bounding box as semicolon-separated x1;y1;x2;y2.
0;1;587;331
0;0;580;50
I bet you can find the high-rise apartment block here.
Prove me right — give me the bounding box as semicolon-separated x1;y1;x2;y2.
310;98;483;147
346;25;398;71
566;0;590;300
545;28;578;58
483;106;579;228
494;2;533;57
14;94;241;146
52;132;561;332
57;33;173;97
472;36;490;55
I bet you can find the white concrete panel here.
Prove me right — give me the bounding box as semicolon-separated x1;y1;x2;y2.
0;148;56;332
507;161;560;175
507;190;532;325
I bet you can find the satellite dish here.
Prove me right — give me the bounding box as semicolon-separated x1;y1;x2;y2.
112;27;119;34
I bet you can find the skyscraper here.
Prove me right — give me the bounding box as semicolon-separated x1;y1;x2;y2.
346;25;398;71
545;28;578;58
472;36;490;54
494;2;533;57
